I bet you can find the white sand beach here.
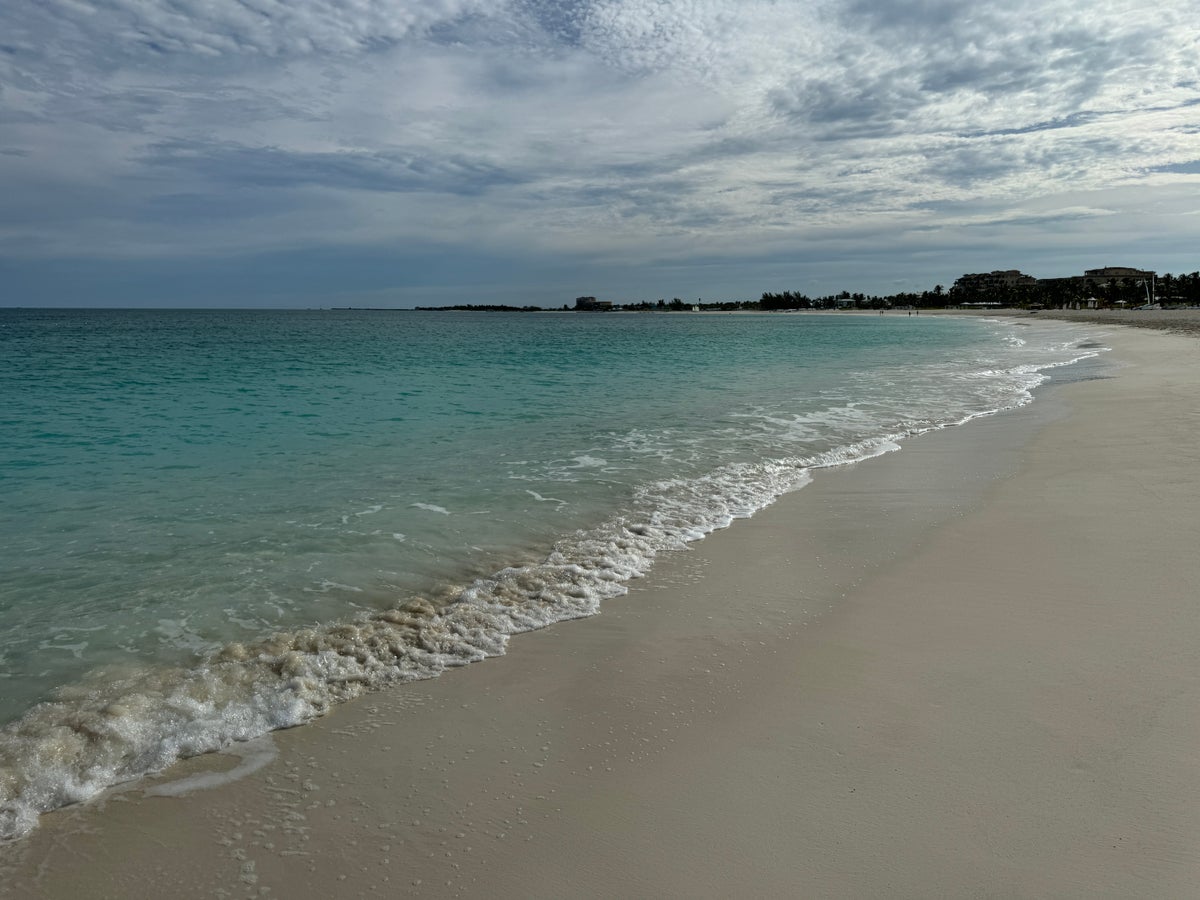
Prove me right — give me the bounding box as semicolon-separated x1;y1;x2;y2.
3;321;1199;898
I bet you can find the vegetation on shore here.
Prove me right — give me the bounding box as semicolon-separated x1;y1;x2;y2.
413;304;546;312
413;270;1200;313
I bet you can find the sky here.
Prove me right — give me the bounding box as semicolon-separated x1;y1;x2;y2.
1;0;1198;308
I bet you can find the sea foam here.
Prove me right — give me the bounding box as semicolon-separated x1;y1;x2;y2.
2;439;880;840
0;312;1108;841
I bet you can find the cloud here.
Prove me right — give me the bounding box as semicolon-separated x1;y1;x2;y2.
1;0;1199;302
139;139;529;195
40;0;506;59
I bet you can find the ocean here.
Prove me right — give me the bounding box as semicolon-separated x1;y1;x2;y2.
0;308;1104;839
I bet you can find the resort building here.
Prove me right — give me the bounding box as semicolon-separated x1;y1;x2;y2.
950;270;1039;294
574;296;613;311
1078;266;1156;288
951;265;1158;308
1036;266;1157;304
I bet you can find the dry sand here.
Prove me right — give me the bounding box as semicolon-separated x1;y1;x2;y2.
2;322;1199;898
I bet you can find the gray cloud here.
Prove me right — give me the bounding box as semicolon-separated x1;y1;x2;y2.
48;0;505;59
139;140;528;195
1;0;1198;301
768;72;925;139
841;0;971;33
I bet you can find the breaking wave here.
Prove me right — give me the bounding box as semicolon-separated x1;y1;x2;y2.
0;329;1105;842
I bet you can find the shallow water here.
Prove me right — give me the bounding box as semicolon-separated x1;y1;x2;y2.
0;308;1103;839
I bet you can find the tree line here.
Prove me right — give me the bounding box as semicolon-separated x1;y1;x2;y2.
763;272;1200;310
947;272;1200;308
759;288;939;310
414;270;1200;313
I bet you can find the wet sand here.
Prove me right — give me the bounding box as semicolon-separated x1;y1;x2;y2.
3;323;1199;898
938;305;1200;337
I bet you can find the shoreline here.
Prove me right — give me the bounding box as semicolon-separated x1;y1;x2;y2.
929;306;1200;336
401;306;1200;339
0;312;1085;844
4;322;1200;897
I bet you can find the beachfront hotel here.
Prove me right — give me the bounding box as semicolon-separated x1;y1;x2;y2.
952;265;1160;307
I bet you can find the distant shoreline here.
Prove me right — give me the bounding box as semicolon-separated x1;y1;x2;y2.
339;303;1200;336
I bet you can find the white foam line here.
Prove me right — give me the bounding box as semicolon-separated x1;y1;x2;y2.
144;735;278;798
0;327;1107;844
411;503;450;515
526;490;567;505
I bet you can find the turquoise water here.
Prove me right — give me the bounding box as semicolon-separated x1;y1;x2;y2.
0;308;1102;838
